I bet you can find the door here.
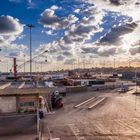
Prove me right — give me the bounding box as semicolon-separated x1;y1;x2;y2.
0;97;16;113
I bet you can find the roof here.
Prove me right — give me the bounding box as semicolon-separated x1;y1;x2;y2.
0;87;55;96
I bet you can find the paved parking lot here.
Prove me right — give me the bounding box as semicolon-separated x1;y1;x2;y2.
43;89;140;140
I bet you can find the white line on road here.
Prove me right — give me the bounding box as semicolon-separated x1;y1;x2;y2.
68;123;86;140
88;97;106;109
74;97;95;108
18;82;25;89
95;122;115;140
0;82;12;89
117;120;140;133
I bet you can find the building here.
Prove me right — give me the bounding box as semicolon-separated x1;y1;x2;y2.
0;88;39;114
0;87;52;136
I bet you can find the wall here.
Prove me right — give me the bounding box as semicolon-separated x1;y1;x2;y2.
66;86;87;93
0;97;16;113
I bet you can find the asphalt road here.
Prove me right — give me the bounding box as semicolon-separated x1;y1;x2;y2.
43;88;140;140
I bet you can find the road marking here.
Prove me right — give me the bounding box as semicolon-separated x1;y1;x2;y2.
88;97;106;109
68;124;86;140
95;122;115;140
117;120;140;133
74;97;95;108
0;82;11;89
18;82;25;89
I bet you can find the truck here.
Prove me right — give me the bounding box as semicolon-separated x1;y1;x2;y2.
51;91;63;109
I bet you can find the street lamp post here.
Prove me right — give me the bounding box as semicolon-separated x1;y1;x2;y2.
0;49;1;72
113;56;116;69
41;62;42;73
23;54;26;74
6;61;8;73
26;24;35;76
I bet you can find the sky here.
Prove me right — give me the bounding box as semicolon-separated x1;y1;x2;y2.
0;0;140;72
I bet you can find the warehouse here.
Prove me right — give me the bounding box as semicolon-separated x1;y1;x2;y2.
0;87;52;136
0;88;52;114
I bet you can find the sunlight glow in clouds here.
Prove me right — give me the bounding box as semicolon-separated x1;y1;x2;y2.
0;0;140;71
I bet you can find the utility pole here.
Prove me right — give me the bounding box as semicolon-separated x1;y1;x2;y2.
26;24;35;76
104;60;106;68
83;56;86;69
24;54;25;74
0;60;1;72
135;67;138;111
41;62;43;73
113;57;116;69
139;40;140;53
129;56;131;68
7;61;8;73
0;49;1;72
13;58;17;79
35;61;36;73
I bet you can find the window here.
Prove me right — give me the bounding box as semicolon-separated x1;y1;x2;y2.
19;102;34;107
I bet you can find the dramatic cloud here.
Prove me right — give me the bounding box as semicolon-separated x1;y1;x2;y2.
109;0;139;6
39;9;62;29
109;0;134;6
74;9;80;13
82;46;98;54
38;3;105;64
99;22;137;45
109;0;121;5
42;30;56;35
81;45;116;57
0;15;24;35
90;0;140;21
0;15;27;60
56;55;65;61
8;52;19;57
129;46;140;55
8;51;26;60
64;58;76;64
39;8;78;30
122;23;140;50
97;47;116;56
50;5;59;10
37;0;140;66
63;51;72;56
69;24;96;37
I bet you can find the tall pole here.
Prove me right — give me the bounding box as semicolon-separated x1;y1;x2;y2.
7;61;8;73
104;60;106;68
13;58;17;79
35;61;36;73
135;40;140;110
139;40;140;54
0;60;1;72
0;49;1;72
24;54;25;74
114;57;116;69
41;62;42;73
83;56;85;69
129;56;131;67
30;27;32;75
26;24;34;76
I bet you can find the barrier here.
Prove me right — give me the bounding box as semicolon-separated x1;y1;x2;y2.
66;86;87;93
